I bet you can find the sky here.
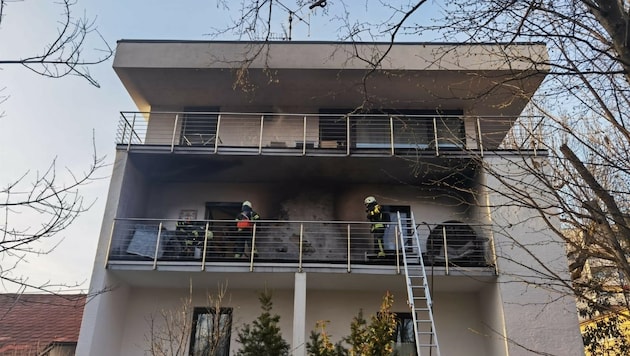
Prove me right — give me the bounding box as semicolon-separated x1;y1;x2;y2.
0;1;440;293
0;0;250;293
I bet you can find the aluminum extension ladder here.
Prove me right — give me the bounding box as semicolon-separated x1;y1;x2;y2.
397;211;441;356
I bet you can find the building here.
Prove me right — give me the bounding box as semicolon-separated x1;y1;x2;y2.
76;41;585;355
0;294;85;356
567;227;630;354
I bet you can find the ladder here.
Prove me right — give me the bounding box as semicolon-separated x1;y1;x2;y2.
397;211;441;356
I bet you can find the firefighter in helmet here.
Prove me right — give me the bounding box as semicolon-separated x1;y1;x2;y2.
234;200;260;258
364;196;388;257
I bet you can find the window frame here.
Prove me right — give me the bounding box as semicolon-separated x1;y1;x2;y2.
393;312;418;356
189;307;233;356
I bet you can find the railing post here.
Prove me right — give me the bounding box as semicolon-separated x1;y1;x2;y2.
533;116;541;157
258;115;264;154
395;224;400;274
389;115;395;156
488;225;499;275
153;221;164;270
298;224;304;272
104;219;116;269
476;116;484;157
347;224;351;273
433;117;439;157
249;223;258;271
214;114;222;154
121;114;129;146
201;221;210;271
302;115;307;156
127;113;137;152
171;113;179;152
346;115;351;156
442;225;449;275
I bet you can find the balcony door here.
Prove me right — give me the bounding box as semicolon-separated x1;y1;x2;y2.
382;205;411;251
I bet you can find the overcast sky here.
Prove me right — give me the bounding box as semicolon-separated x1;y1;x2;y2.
0;1;437;293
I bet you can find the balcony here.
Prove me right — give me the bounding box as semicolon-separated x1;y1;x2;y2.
116;111;544;158
106;218;495;275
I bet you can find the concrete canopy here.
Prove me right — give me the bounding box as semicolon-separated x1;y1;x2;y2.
113;40;549;118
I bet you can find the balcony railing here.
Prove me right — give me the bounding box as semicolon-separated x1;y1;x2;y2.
106;218;493;273
116;111;544;156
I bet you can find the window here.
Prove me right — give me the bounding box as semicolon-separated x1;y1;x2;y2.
590;265;624;285
393;313;417;356
189;307;232;356
319;109;349;148
181;107;219;146
433;114;465;148
393;110;464;149
319;109;464;149
204;202;242;221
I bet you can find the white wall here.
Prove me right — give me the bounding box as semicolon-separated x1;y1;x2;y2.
483;156;584;356
78;151;134;356
104;281;495;355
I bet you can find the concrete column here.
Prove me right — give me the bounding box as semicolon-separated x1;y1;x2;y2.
292;272;307;356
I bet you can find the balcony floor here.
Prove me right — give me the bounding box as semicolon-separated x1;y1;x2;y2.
107;261;496;292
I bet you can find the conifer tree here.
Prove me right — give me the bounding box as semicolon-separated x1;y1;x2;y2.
346;291;397;356
235;290;290;356
306;320;348;356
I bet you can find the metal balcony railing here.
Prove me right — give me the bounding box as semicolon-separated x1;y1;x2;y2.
116;111;544;156
106;218;493;273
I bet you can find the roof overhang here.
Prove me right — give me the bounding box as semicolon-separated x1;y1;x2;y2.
113;40;549;117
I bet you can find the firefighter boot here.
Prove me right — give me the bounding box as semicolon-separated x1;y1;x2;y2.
377;239;386;257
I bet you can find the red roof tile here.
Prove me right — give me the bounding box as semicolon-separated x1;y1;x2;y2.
0;294;85;356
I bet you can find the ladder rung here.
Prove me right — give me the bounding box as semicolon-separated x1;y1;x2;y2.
399;214;440;355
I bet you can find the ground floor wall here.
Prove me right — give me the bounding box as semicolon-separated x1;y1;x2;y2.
106;280;492;355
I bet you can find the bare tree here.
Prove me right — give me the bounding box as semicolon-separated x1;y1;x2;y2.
0;0;111;295
1;138;106;294
146;283;232;356
0;0;113;87
429;1;630;351
207;0;630;352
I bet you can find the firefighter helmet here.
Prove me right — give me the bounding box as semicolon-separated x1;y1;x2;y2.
364;196;376;205
242;200;252;208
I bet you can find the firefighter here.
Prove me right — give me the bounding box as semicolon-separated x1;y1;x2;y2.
234;200;260;258
365;196;388;257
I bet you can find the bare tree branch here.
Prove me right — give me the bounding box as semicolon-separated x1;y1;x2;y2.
0;0;113;87
1;135;107;293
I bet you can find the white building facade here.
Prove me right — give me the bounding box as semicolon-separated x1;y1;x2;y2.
76;41;585;356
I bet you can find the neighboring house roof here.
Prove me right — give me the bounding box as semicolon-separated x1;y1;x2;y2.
0;294;85;356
